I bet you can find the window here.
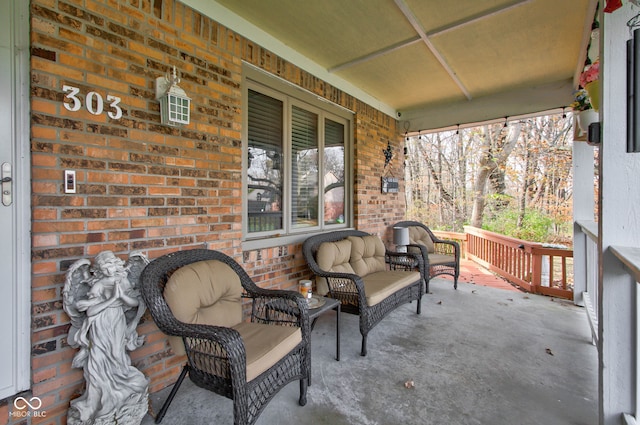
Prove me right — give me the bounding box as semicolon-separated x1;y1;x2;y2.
243;68;352;243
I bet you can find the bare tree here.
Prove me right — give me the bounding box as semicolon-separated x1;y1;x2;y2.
469;123;521;228
403;113;573;240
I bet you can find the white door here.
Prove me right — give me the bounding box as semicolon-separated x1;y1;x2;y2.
0;0;30;399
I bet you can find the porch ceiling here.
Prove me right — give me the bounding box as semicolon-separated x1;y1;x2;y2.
185;0;597;131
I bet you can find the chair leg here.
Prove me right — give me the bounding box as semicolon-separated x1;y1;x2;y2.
416;295;422;315
155;364;190;424
299;378;308;406
360;335;367;357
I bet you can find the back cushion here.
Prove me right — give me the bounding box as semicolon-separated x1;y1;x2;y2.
408;226;435;253
317;238;354;274
164;259;243;328
348;235;386;276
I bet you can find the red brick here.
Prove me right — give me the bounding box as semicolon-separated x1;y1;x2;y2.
27;1;404;422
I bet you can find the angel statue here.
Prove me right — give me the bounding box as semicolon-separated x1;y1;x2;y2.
63;250;150;425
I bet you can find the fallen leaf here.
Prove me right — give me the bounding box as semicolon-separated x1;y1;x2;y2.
437;300;443;305
546;348;554;356
507;298;514;302
523;296;530;299
472;290;477;294
404;380;415;389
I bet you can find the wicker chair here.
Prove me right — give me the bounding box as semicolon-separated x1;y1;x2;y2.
302;230;424;356
140;249;310;425
392;221;460;291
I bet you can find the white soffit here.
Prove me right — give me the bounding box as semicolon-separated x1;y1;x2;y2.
180;0;396;117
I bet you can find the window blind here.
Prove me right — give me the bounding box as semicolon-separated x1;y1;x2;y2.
248;89;283;150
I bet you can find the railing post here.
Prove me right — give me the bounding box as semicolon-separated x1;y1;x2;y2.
530;248;542;295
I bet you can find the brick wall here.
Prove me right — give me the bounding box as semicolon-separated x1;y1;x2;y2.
12;1;406;423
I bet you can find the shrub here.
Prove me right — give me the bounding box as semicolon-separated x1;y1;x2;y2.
483;209;553;242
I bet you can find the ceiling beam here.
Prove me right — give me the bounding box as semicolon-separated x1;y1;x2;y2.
393;0;472;100
427;0;532;37
331;0;532;76
328;37;421;73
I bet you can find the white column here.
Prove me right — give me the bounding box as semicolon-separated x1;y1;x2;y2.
599;4;640;423
572;140;596;306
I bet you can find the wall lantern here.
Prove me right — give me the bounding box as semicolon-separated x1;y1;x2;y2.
155;66;191;126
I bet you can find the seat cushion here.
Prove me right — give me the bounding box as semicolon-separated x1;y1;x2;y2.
408;226;435;253
316;238;355;295
428;253;456;266
164;259;243;355
348;235;386;277
233;322;302;381
361;271;421;306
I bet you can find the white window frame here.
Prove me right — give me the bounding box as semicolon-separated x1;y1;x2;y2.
242;64;353;250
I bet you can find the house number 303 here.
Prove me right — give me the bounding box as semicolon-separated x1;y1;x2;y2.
62;85;123;120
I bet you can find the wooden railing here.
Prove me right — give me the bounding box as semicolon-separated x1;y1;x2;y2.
461;226;574;299
431;230;467;259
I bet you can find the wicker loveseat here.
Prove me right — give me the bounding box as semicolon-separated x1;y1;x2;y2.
393;221;461;291
140;249;310;425
302;230;424;356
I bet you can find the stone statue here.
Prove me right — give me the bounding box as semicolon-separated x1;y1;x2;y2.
63;251;150;425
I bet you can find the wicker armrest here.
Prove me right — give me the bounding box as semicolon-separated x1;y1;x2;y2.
324;270;365;293
310;268;366;309
175;322;248;379
249;291;309;330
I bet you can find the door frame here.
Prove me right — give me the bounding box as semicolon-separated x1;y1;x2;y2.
5;0;32;398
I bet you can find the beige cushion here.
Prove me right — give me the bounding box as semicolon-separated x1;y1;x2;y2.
428;253;456;266
408;226;435;253
164;259;243;355
232;322;301;381
348;235;386;277
361;271;421;306
315;238;355;295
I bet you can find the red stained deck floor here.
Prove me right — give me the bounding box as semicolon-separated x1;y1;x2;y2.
439;258;521;292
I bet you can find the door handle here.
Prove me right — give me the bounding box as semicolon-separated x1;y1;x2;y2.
2;162;12;206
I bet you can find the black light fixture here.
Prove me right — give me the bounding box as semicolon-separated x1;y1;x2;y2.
382;141;393;167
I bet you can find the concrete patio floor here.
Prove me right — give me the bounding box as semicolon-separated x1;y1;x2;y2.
142;278;597;425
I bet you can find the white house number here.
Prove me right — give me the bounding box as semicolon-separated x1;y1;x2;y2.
62;85;123;120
